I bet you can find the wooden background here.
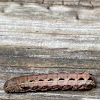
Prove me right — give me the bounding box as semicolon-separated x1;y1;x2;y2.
0;0;100;99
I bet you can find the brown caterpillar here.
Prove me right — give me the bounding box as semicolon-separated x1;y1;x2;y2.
4;73;96;93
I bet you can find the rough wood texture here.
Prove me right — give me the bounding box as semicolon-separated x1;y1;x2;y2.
1;0;100;7
0;1;100;100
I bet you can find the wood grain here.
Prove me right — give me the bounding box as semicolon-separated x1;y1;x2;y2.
0;1;100;99
0;0;100;7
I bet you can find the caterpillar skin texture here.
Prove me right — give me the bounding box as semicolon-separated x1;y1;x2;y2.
4;73;96;93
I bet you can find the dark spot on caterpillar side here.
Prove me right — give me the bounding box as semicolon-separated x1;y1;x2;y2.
30;80;35;82
48;78;53;81
50;85;59;90
32;86;38;91
72;85;77;90
78;84;85;90
87;84;91;87
78;78;84;81
62;85;71;90
86;84;92;90
59;78;64;81
88;77;93;81
21;87;29;91
69;78;75;81
40;86;48;91
39;79;44;81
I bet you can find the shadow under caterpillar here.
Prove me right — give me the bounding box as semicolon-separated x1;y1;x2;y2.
4;73;96;93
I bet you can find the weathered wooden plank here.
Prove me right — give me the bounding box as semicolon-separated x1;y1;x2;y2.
0;46;100;59
0;3;100;50
0;46;100;69
0;2;100;100
0;56;100;69
0;0;100;7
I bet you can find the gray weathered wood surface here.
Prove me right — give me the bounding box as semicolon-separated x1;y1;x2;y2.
0;1;100;100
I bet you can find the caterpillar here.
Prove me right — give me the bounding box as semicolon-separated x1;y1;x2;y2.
4;73;96;93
